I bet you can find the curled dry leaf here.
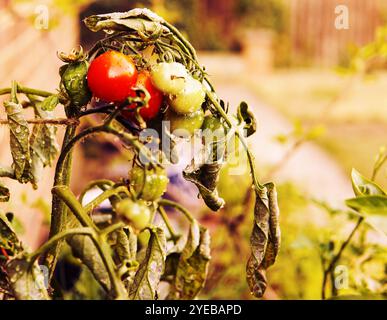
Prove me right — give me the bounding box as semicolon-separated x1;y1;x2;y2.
246;183;280;298
183;138;226;211
84;8;167;36
237;101;257;137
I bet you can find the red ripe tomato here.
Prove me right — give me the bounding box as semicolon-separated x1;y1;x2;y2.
87;51;138;102
122;71;163;121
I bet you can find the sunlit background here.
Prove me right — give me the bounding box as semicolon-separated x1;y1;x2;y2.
0;0;386;299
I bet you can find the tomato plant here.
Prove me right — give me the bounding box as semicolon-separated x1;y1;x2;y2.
87;50;138;102
0;8;282;301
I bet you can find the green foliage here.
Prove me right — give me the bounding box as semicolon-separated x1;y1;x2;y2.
236;0;287;32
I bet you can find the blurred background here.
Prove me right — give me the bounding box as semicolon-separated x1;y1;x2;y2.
0;0;386;299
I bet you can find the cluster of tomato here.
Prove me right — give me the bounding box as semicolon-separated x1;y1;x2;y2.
86;50;206;136
114;165;168;231
84;50;220;232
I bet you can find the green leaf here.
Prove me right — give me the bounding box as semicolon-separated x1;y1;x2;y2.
346;195;387;215
0;182;10;202
64;266;107;300
3;101;30;182
237;101;257;137
84;9;167;35
66;217;111;293
168;221;211;300
0;212;23;256
246;184;281;298
40;95;59;111
351;169;386;196
129;227;166;300
5;253;50;300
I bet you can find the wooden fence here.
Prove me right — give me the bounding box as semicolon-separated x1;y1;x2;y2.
289;0;385;66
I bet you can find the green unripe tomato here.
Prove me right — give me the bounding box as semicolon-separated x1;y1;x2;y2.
130;166;169;201
168;77;205;114
164;108;204;138
201;115;226;134
150;62;188;95
60;61;91;107
115;198;151;230
201;115;227;158
138;229;150;247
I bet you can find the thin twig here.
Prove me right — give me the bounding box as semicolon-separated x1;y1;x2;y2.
0;118;79;125
321;216;364;299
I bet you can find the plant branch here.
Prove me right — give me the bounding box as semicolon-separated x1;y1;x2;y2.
157;206;180;243
79;179;115;204
158;199;194;223
52;185;98;230
84;186;130;214
0;85;54;97
29;227;94;263
0;118;79;125
321;216;364;299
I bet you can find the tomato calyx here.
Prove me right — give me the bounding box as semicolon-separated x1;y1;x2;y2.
121;70;164;124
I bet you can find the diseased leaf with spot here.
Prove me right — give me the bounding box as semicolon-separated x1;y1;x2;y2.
5;253;49;300
247;184;280;298
168;221;211;300
351;169;385;197
4;101;30;182
0;182;10;202
129;227;166;300
29;103;59;187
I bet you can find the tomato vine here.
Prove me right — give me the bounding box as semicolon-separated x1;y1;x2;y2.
0;8;280;300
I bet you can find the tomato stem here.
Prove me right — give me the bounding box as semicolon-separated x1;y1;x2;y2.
157;206;180;244
158;199;194;223
0;118;79;125
0;85;54;97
